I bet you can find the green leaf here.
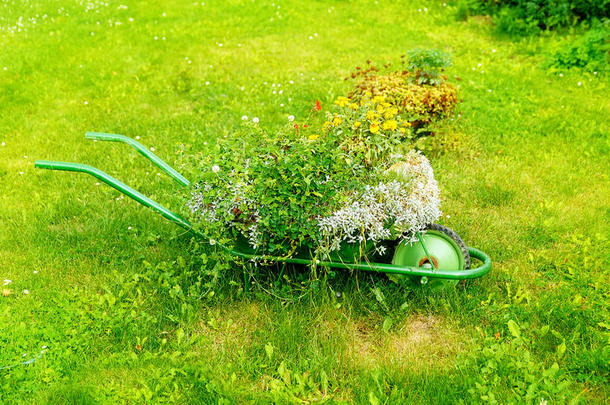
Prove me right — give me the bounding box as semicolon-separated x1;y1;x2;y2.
372;287;385;304
507;320;521;338
382;317;393;332
556;340;566;359
264;343;274;360
320;370;328;393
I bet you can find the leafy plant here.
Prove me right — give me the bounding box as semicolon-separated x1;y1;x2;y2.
547;24;610;73
405;48;453;86
458;0;610;35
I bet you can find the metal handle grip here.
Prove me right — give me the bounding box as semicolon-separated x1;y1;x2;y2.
85;132;191;187
34;160;194;231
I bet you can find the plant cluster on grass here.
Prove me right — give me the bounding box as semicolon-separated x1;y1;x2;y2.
546;23;610;73
456;0;610;35
348;51;458;135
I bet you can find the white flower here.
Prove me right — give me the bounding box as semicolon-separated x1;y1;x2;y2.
211;165;220;173
252;117;259;123
23;290;29;295
33;271;38;274
1;142;4;146
577;82;582;86
241;115;248;120
287;115;294;122
209;239;216;245
317;151;441;256
3;279;11;285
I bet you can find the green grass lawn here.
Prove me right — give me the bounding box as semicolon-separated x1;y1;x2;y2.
1;0;609;403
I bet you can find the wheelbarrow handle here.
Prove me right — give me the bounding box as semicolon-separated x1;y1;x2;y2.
34;160;194;232
85;132;191;187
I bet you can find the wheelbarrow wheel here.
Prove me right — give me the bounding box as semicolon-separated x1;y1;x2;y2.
392;224;471;290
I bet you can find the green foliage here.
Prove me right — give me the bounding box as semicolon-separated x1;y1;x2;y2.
464;322;573;403
406;48;453;86
188;121;383;257
457;0;610;35
547;25;610;73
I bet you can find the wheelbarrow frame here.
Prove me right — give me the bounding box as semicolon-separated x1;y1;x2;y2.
35;132;491;282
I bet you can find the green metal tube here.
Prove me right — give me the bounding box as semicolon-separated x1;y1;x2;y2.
34;160;193;230
85;132;191;187
416;232;437;270
229;247;491;280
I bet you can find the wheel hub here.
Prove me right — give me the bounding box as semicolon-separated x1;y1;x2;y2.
392;229;466;290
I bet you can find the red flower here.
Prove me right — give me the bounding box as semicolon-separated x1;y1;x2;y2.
313;100;322;111
294;124;299;130
303;124;309;128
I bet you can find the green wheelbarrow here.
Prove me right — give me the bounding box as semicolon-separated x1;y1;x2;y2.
35;132;491;290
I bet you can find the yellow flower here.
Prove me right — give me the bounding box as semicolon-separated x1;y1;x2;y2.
333;116;342;126
376;104;384;114
382;120;398;131
353;121;361;129
373;95;385;103
398;127;406;134
322;121;331;132
366;110;376;120
382;102;391;108
308;134;320;140
348;103;359;110
369;122;380;134
334;96;349;107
